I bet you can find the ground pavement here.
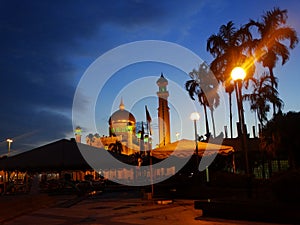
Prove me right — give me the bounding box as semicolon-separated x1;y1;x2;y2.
0;191;292;225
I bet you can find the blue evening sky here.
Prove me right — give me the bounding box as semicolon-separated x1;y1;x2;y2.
1;0;300;154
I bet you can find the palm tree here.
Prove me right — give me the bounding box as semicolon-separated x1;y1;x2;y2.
186;63;220;138
202;64;220;138
246;7;298;115
243;73;283;128
207;21;255;137
185;78;210;138
244;74;283;178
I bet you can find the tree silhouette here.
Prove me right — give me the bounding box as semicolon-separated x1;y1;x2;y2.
243;73;283;128
186;63;219;138
246;7;298;115
207;21;255;137
260;111;300;169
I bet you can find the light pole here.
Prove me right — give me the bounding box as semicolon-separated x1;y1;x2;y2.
4;138;13;194
190;112;200;171
175;132;180;140
6;138;13;157
231;67;249;175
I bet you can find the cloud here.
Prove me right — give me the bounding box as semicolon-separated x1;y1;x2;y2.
0;0;209;151
0;1;157;147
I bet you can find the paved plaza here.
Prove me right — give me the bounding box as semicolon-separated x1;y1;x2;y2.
0;191;292;225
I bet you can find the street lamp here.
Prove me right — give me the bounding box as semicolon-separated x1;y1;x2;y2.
231;67;246;80
190;112;200;170
6;138;13;156
231;67;249;175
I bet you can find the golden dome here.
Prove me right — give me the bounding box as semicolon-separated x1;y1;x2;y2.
108;98;136;125
109;109;136;125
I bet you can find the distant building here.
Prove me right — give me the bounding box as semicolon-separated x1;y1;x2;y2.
74;126;82;143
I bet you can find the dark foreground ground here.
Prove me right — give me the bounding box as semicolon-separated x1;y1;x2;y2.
0;187;296;225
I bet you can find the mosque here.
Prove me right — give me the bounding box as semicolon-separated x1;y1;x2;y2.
78;73;172;155
0;73;237;190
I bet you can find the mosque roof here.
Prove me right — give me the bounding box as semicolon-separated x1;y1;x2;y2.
108;98;136;124
109;109;136;124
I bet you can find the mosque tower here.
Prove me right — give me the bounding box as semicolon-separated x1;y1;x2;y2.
156;73;171;147
74;126;82;143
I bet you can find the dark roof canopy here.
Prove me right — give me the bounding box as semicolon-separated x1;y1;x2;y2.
0;139;94;172
0;139;235;173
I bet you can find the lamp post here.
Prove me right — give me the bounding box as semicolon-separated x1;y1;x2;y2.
190;112;200;171
231;67;249;175
6;138;13;157
175;132;180;140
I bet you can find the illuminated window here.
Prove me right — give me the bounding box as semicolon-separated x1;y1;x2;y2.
160;86;166;92
144;136;149;143
127;126;133;132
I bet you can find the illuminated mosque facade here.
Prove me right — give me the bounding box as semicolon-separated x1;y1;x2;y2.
79;74;171;154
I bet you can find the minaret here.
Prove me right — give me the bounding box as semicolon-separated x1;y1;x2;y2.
74;126;82;143
156;73;171;147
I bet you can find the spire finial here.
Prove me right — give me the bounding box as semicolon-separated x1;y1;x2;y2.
119;97;125;110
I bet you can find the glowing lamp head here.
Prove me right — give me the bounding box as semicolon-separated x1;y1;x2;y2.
6;138;13;143
190;112;200;121
231;67;246;81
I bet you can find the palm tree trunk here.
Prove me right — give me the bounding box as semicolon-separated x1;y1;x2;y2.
229;92;233;138
257;112;264;131
269;67;276;116
234;84;242;137
210;109;216;138
203;104;210;138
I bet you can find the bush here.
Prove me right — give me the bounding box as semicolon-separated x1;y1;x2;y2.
271;170;300;202
210;171;252;189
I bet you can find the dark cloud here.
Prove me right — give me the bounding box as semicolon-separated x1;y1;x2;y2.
0;0;176;151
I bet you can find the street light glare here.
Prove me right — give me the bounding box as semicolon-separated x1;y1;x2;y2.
6;138;13;143
231;67;246;81
190;112;200;121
